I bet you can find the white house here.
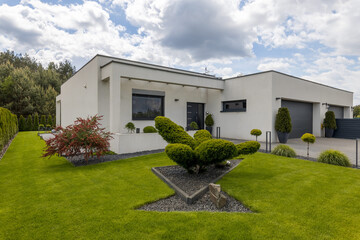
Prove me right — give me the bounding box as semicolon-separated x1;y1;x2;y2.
56;55;353;154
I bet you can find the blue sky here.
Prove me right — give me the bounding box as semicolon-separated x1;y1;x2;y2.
1;0;360;104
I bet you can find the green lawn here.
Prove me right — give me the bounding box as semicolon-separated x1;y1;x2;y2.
1;132;360;239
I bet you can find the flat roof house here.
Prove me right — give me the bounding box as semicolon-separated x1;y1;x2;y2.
56;55;353;154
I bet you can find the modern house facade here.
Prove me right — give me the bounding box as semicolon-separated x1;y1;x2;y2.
56;55;353;154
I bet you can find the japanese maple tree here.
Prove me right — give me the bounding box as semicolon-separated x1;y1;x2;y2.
43;115;113;163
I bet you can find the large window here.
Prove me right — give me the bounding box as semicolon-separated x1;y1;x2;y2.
222;100;246;112
132;94;164;120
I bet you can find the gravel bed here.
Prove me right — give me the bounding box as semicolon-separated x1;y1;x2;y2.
138;191;251;212
155;160;241;196
67;149;164;166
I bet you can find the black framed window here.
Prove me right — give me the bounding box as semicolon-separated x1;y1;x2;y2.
132;94;164;120
222;100;246;112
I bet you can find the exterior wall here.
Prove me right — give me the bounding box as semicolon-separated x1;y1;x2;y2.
59;56;100;127
210;72;274;142
271;72;353;138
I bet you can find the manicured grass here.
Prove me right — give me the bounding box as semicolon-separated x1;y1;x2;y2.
1;132;360;239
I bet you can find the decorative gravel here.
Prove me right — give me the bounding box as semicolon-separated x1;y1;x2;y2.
138;191;251;212
67;149;164;166
155;160;241;196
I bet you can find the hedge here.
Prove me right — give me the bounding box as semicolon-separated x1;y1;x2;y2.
0;107;18;152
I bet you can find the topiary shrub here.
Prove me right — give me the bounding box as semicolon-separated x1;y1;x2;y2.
205;114;214;127
301;133;316;159
143;126;157;133
25;114;33;131
236;141;260;155
271;144;296;158
18;115;26;131
317;150;351;167
323;111;337;129
189;121;199;130
250;129;262;141
33;113;39;131
165;144;197;173
275;107;292;133
125;122;135;133
155;116;196;149
196;139;237;166
194;129;212;145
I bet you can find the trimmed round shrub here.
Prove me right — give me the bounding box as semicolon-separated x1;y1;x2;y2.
271;144;296;158
196;139;237;165
250;129;262;140
194;129;212;145
317;150;351;167
275;107;292;133
155;116;196;149
301;133;316;144
323;111;337;129
205;114;214;127
189;121;199;130
143;126;157;133
165;144;197;172
237;141;260;155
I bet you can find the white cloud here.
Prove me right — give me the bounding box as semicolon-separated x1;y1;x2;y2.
257;58;295;72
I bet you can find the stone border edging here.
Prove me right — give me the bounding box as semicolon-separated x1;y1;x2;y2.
151;160;241;204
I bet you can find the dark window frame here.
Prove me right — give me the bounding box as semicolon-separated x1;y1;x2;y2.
132;93;164;120
221;99;247;112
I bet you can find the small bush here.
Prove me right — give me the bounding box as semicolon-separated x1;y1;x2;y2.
275;107;292;133
18;115;26;131
143;126;157;133
196;139;237;165
125;122;135;133
205;114;214;127
237;141;260;155
33;113;39;131
26;114;33;131
165;144;197;172
323;111;337;129
250;129;262;141
271;144;296;158
189;121;199;130
43;115;113;163
155;116;196;149
317;150;351;167
194;129;212;145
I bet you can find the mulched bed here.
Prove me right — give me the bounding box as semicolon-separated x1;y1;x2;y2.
67;149;164;166
138;191;251;212
155;160;241;196
0;134;17;161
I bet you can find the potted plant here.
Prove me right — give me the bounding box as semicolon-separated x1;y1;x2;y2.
125;122;135;133
205;114;214;134
275;107;292;143
323;111;337;138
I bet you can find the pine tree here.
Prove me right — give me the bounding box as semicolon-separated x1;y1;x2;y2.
33;113;39;131
26;114;33;131
18;115;26;131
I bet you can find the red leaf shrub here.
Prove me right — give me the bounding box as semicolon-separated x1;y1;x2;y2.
43;115;113;163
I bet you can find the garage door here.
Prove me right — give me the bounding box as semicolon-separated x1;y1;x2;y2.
281;100;313;138
328;105;344;119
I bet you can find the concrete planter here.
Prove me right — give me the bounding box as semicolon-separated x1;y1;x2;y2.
277;132;289;143
206;126;213;135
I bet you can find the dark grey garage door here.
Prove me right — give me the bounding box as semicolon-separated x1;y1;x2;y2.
281;100;313;138
328;105;344;119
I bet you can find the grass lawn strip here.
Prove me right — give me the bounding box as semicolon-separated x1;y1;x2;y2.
1;132;360;239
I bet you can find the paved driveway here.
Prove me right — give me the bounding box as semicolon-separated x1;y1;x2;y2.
226;137;359;165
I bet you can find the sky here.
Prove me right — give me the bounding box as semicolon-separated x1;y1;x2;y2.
0;0;360;104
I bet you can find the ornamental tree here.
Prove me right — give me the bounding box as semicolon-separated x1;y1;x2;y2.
250;129;262;141
42;115;113;163
301;133;316;159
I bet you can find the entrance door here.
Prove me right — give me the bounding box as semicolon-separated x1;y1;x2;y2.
187;102;204;130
